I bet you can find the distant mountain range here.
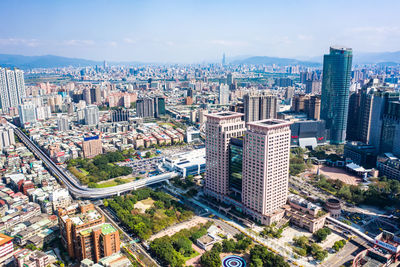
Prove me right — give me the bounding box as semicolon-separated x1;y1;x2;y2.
231;56;320;67
1;51;400;69
0;54;101;69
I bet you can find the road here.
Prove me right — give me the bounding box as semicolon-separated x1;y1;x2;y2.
97;206;159;267
10;122;178;199
321;237;368;267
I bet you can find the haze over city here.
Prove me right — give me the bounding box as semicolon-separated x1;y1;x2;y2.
1;1;400;267
1;0;400;62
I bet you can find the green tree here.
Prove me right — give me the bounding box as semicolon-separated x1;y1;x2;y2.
313;227;331;242
222;239;236;252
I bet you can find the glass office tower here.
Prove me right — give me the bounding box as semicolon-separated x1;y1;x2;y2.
229;137;243;199
321;46;353;144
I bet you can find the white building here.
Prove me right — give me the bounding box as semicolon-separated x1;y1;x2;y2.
0;125;15;150
218;84;229;105
57;116;70;132
164;148;206;177
49;188;72;212
84;105;99;125
35;106;51;121
18;103;37;125
0;67;26;111
186;127;201;143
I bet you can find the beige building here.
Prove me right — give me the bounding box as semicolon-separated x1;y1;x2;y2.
243;92;278;122
285;194;329;233
204;112;245;200
242;119;292;225
82;136;103;158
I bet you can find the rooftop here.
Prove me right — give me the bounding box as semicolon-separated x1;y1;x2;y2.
0;233;13;246
247;119;292;129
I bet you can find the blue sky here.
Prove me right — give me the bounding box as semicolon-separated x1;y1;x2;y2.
1;0;400;62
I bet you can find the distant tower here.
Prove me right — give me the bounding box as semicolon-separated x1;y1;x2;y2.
222;53;226;66
103;60;107;70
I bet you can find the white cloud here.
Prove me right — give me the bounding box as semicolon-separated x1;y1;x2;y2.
0;38;39;47
297;34;313;41
209;40;249;47
123;38;137;44
64;39;95;46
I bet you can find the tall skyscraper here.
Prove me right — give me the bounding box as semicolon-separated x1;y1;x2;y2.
222;53;226;66
0;67;26;111
242;119;292;224
243;92;278;122
320;46;353;144
218;84;229;105
84;105;99;125
204;112;245;200
380;101;400;156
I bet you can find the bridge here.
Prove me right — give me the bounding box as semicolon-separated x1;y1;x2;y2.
10;122;178;199
326;216;374;243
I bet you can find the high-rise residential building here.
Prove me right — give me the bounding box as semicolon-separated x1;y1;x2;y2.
305;80;322;94
243;92;278;122
18;103;37;125
90;87;101;105
227;72;236;90
111;108;130;122
291;94;321;120
82;136;102;158
275;77;293;87
320;46;353;144
0;125;15;150
242;119;292;224
58;201;120;263
136;97;154;118
204;112;245;200
83;88;91;105
218;84;229;105
0;67;26;111
84;105;99;125
57;116;70;131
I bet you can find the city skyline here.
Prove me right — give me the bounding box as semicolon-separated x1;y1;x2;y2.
1;0;400;63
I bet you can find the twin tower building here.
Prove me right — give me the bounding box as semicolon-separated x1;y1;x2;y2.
204;112;292;225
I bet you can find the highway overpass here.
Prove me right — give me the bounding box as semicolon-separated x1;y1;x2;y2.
10;122;178;199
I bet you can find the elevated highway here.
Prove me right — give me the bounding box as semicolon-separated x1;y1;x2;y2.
10;122;178;199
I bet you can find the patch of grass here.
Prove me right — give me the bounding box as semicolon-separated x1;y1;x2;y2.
183;250;200;261
91;178;134;188
78;168;89;176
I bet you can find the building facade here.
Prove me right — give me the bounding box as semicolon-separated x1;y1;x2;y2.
84;105;100;126
0;67;26;111
241;119;292;224
243;92;278;122
58;202;120;263
320;46;353;144
204;112;245;200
